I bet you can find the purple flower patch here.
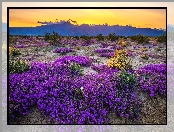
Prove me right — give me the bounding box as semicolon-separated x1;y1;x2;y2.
53;47;74;53
54;56;93;67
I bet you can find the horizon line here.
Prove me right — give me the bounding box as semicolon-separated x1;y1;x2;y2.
4;22;166;30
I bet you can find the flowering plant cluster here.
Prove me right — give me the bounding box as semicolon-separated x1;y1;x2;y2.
77;71;142;121
14;45;30;48
70;42;77;47
127;51;136;57
37;75;110;124
111;45;124;50
135;63;166;97
9;59;30;74
118;40;128;47
140;47;148;52
9;62;108;124
107;49;132;70
99;43;109;48
9;58;143;124
9;46;13;55
130;34;149;44
82;41;91;46
9;62;81;118
25;56;35;61
9;47;21;56
54;56;93;67
133;45;142;50
91;64;119;74
140;53;149;60
53;47;74;53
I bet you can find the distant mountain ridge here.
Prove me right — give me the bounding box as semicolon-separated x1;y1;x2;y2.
3;22;170;36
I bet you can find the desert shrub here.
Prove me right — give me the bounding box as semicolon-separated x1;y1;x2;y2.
140;54;149;60
90;52;95;56
107;49;132;71
9;47;21;56
156;34;166;43
140;47;148;52
121;41;127;47
108;33;119;41
69;62;84;76
119;70;137;92
9;36;17;44
34;47;39;51
135;34;149;44
75;46;81;50
44;31;61;46
155;47;161;51
118;40;128;47
97;34;104;41
81;35;90;42
9;46;13;55
130;36;137;42
74;36;80;40
9;59;30;74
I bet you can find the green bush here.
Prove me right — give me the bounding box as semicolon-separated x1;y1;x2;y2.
44;31;61;46
69;62;84;75
9;59;30;74
136;34;149;44
10;47;21;56
140;54;149;60
156;34;166;43
34;47;39;51
119;71;137;91
108;33;119;41
81;35;90;42
97;34;104;41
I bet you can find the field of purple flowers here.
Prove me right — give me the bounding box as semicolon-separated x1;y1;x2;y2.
8;36;166;124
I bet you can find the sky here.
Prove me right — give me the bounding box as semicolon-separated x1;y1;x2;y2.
8;9;166;29
2;2;173;29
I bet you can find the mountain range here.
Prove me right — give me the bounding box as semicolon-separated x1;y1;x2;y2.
2;22;170;36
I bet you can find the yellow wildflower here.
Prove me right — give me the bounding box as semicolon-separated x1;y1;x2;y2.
20;60;23;64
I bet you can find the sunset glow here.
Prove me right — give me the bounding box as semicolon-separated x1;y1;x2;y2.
9;9;166;29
